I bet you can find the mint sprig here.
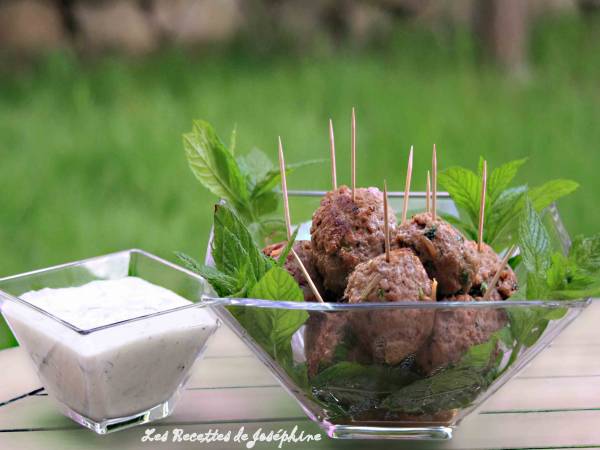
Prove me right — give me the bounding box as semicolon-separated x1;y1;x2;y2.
246;267;308;362
382;330;504;414
184;120;250;216
184;120;323;239
438;157;578;247
505;199;600;363
518;198;600;300
176;203;308;379
518;199;551;277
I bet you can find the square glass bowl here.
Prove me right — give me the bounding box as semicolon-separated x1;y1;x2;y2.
0;249;220;434
203;191;590;440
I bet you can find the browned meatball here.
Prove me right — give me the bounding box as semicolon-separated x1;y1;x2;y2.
262;240;324;302
395;213;479;297
415;294;508;375
262;241;348;375
345;248;435;365
304;312;349;377
465;241;518;299
311;185;396;295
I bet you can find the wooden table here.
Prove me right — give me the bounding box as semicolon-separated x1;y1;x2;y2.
1;301;600;450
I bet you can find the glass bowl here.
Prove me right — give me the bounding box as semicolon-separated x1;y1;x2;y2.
203;191;590;440
0;249;220;434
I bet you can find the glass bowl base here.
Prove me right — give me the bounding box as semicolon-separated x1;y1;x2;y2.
59;396;177;435
324;423;454;440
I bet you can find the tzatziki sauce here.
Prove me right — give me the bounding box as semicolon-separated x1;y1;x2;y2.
2;277;218;422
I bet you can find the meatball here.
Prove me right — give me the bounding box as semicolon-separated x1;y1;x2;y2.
262;240;324;302
304;312;349;377
466;241;518;299
345;248;435;365
311;185;396;295
395;213;479;297
415;294;508;375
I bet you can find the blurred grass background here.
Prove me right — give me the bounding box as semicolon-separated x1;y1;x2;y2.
1;15;599;346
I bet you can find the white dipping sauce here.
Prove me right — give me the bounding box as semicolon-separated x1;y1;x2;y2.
19;277;193;330
3;277;218;422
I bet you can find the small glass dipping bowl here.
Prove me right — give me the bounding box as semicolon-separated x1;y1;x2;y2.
0;249;220;434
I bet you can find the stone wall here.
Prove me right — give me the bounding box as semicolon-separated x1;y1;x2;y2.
0;0;579;57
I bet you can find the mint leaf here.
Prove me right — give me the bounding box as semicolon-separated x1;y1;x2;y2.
198;265;242;297
211;204;273;294
508;307;552;348
244;267;308;360
441;213;477;240
570;234;600;274
525;272;551;299
184;121;249;215
485;186;527;246
529;179;579;212
175;251;244;297
440;158;577;247
518;199;551;275
486;158;528;205
438;166;480;223
174;251;203;273
251;159;325;200
237;148;274;190
250;266;304;302
276;228;299;267
552;286;600;299
313;362;419;418
382;331;504;414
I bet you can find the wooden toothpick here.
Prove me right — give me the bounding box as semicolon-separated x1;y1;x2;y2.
426;170;431;213
401;146;414;224
383;180;391;263
278;137;292;238
432;144;438;220
482;245;516;301
328;119;337;190
351;107;356;202
278;137;324;303
478;160;488;252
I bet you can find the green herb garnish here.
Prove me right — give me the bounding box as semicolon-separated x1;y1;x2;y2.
245;266;308;363
184;120;322;240
382;330;504;414
438;157;578;248
505;199;600;365
312;362;419;418
518;198;600;300
176;203;308;380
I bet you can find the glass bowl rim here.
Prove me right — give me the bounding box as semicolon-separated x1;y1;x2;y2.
0;249;220;336
202;296;591;310
203;190;588;310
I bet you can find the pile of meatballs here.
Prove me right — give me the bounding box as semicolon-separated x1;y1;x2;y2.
263;185;518;378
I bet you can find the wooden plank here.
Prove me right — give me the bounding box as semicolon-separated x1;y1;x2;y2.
547;300;600;347
187;356;276;389
519;345;600;378
481;376;600;412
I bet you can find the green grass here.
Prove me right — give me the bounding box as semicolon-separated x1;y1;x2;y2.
1;16;599;348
